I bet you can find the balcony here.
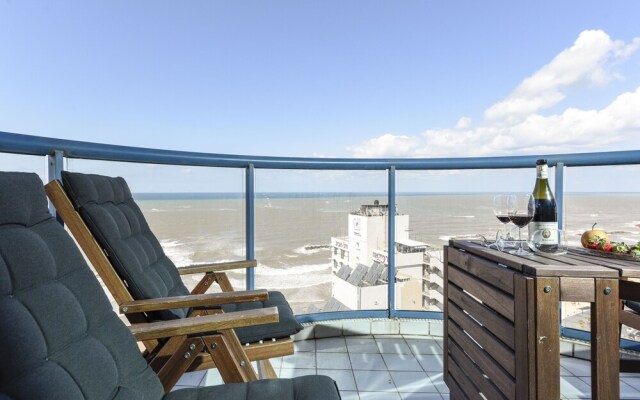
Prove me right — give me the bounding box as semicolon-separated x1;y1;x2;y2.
2;130;640;398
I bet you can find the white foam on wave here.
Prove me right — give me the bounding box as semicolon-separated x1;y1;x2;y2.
453;215;475;219
225;262;333;290
160;239;193;267
590;214;599;217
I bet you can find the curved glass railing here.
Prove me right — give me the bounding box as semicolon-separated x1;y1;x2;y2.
2;130;640;346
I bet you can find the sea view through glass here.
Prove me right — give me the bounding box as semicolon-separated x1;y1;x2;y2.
137;192;640;331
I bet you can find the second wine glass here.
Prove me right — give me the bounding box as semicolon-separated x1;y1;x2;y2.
507;194;535;255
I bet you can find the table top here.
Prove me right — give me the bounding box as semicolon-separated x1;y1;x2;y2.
450;240;640;278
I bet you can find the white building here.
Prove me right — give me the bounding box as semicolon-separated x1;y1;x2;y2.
328;201;443;312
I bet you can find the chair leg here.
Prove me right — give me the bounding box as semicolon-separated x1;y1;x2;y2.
156;337;205;393
203;331;258;383
257;359;278;379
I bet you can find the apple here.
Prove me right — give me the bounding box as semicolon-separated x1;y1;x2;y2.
581;223;609;249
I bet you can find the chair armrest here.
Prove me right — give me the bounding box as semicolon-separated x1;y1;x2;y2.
129;307;279;341
177;259;258;275
119;289;268;314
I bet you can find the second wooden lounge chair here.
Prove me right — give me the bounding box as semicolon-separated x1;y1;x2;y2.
46;171;302;379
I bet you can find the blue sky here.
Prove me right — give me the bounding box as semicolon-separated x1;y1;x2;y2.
1;1;640;192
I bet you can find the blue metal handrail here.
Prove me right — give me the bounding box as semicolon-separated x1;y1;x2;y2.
3;130;640;333
2;130;640;170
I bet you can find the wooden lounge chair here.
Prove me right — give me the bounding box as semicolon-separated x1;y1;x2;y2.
0;171;341;399
45;171;301;379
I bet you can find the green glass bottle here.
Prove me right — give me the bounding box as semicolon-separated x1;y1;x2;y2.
529;159;558;250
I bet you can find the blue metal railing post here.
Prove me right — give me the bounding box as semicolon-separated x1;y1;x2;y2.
246;164;255;290
555;162;565;230
48;150;64;223
388;166;396;318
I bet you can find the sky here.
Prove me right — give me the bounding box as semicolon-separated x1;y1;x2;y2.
1;1;640;192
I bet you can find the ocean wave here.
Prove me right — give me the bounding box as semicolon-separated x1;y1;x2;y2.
293;245;329;255
224;262;332;289
160;240;193;267
256;263;331;276
452;215;475;218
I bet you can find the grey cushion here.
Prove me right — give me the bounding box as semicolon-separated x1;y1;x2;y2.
61;171;302;343
164;376;341;400
626;300;640;314
0;172;165;399
0;172;340;400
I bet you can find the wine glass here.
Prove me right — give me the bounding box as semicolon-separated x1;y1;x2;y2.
507;194;535;255
493;195;511;227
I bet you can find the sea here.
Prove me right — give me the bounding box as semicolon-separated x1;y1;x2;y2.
136;192;640;316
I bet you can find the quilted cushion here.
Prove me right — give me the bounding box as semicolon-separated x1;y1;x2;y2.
163;376;341;400
62;171;191;320
0;172;165;399
221;291;301;344
62;171;302;342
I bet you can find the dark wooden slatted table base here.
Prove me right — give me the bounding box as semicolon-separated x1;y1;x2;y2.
444;240;628;400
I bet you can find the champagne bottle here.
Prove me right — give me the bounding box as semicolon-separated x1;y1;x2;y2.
529;159;558;249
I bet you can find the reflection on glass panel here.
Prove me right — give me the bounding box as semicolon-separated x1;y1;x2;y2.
67;160;246;294
255;169;388;314
0;153;47;177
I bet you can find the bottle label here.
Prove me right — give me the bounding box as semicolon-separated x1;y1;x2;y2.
528;222;558;245
537;164;548;179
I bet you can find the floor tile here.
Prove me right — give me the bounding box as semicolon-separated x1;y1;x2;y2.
416;354;444;372
376;338;412;354
400;393;444;399
406;338;443;355
560;357;592;377
391;371;439;393
346;337;380;354
318;369;357;391
294;340;316;352
383;354;424;371
349;352;388;370
359;392;402;400
316;337;348;353
265;356;282;370
175;370;206;387
202;369;223;386
353;370;397;392
426;372;450;394
281;352;316;369
621;376;640;389
317;352;352;370
561;376;591;399
618;380;640;399
340;391;360;400
279;368;316;378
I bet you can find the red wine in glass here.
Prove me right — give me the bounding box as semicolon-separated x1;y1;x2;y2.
509;214;533;228
507;194;535;255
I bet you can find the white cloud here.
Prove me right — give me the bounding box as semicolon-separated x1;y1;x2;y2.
349;30;640;159
349;134;421;158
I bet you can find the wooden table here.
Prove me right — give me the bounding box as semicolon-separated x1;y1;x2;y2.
443;240;640;400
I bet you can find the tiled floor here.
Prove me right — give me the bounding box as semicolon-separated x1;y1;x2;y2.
174;335;640;399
